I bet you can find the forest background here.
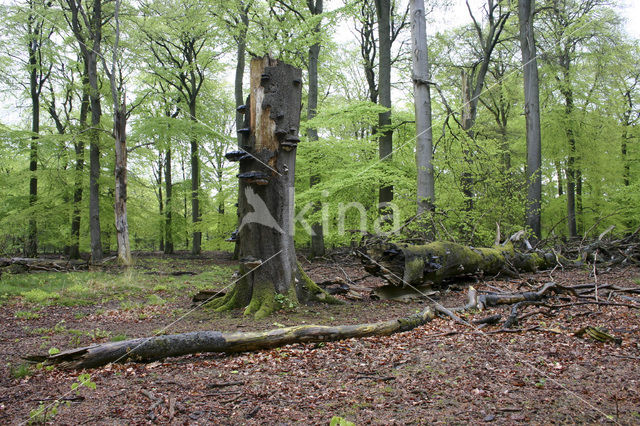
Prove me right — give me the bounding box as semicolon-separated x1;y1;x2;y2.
0;0;639;261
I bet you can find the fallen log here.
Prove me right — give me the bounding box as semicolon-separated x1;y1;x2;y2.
0;257;88;274
358;241;571;287
25;306;435;370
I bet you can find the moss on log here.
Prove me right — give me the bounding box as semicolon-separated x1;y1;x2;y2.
359;241;571;287
26;306;434;370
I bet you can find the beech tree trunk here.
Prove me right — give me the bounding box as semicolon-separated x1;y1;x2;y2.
519;0;542;240
27;37;39;258
113;104;131;265
69;67;89;260
64;0;104;262
410;0;435;215
28;306;435;370
212;57;337;319
190;101;202;255
213;57;303;318
108;0;131;265
233;5;249;260
308;0;325;258
164;147;174;254
375;0;394;213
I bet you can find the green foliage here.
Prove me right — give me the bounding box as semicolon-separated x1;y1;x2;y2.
10;363;31;379
14;310;40;320
330;416;356;426
0;0;638;259
72;373;96;392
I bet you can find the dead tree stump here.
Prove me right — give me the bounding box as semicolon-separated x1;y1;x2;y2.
214;56;336;318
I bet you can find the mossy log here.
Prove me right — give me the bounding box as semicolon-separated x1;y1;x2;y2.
0;257;87;274
358;241;570;287
26;306;434;370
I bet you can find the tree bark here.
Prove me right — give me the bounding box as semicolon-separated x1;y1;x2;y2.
164;147;174;254
555;161;564;196
519;0;542;240
25;0;50;258
113;104;131;264
157;153;164;252
69;67;90;260
359;241;570;287
410;0;434;215
27;47;39;258
213;57;303;318
308;0;325;258
190;100;201;255
213;57;337;319
233;4;249;260
65;0;104;262
375;0;394;213
108;0;131;265
28;306;435;370
564;85;578;239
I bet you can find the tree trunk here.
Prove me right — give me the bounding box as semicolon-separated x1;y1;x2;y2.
213;57;337;319
114;104;131;265
308;0;325;258
27;55;39;258
190;100;201;255
233;6;249;260
565;113;578;239
460;70;475;211
410;0;434;215
164;147;174;254
158;153;164;252
213;57;303;318
359;241;569;288
28;306;434;370
555;161;564;196
68;67;90;260
375;0;394;213
519;0;542;240
621;125;630;187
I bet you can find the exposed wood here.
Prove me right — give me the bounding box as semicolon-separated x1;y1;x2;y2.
26;306;435;370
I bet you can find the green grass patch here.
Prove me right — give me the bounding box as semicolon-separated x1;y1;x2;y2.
146;294;166;306
14;310;40;320
110;333;129;342
9;363;32;379
0;263;237;309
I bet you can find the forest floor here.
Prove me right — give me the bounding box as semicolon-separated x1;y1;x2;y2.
0;250;639;425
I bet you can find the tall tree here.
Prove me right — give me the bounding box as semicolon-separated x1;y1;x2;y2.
410;0;434;215
307;0;325;257
104;0;131;265
518;0;542;239
62;0;108;261
374;0;393;212
25;0;53;257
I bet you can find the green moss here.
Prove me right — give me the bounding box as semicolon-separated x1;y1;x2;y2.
296;262;344;305
244;281;279;319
